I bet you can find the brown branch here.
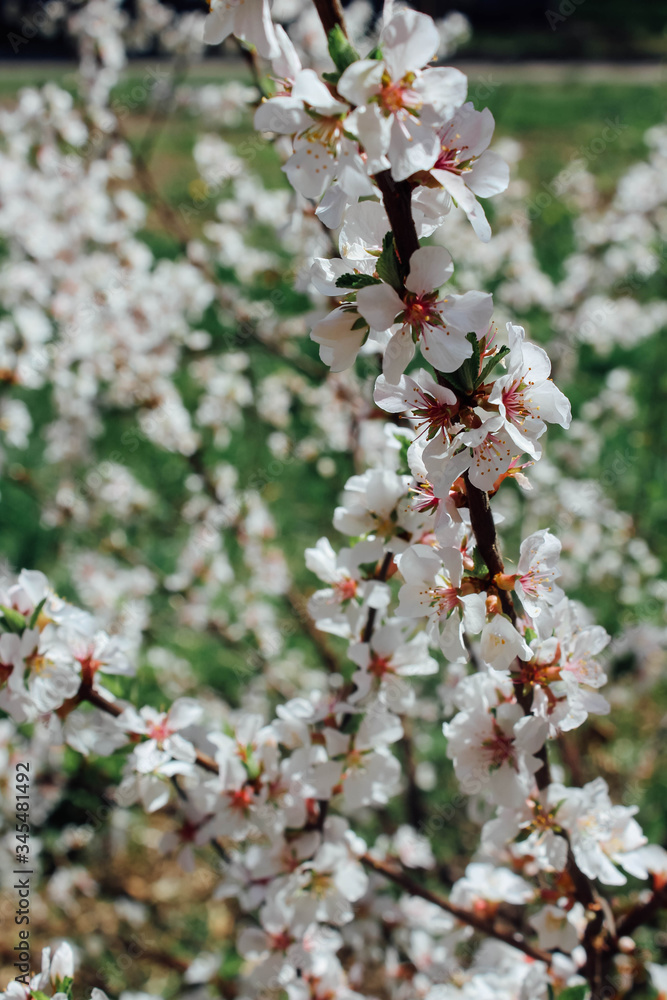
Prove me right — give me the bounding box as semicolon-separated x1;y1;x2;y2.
362;854;552;965
77;683;220;775
374;170;421;270
312;0;347;37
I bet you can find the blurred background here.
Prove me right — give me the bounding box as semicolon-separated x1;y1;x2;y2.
1;0;666;59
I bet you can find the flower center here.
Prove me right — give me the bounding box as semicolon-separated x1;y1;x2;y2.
335;578;357;601
502;380;531;425
403;292;435;332
431;585;459;617
368;654;393;678
378;75;422;118
482;721;517;770
146;718;172;743
302;115;344;149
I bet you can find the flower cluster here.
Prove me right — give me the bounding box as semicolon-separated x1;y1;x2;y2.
0;1;664;999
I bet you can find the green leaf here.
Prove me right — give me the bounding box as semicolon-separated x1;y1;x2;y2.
367;46;383;60
327;25;360;75
351;315;369;331
558;986;588;1000
376;232;403;292
28;596;47;629
32;992;51;1000
336;273;382;290
0;604;26;633
440;367;468;397
457;332;481;393
322;71;341;85
477;345;511;386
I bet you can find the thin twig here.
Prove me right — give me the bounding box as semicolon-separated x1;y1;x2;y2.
362;853;552;965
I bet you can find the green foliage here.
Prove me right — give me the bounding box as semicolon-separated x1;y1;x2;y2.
376;232;404;291
327;25;360;76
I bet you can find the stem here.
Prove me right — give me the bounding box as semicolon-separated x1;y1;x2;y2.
312;0;347;37
362;853;552;965
79;683;220;775
374;170;421;270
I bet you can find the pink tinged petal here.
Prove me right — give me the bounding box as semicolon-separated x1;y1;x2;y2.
440;289;493;334
467;149;510;198
254;96;309;134
383;327;415;383
357;283;404;330
413;67;468;123
405;245;454;295
292;69;347;114
380;10;440;80
337;59;384;105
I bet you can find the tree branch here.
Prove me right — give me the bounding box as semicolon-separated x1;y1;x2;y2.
362;853;552;965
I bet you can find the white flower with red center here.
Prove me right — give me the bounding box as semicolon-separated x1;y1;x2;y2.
23;626;82;715
255;68;372;204
279;816;368;930
548;778;647;886
528;902;586;953
374;368;458;443
395;543;486;661
355;245;493;382
552;599;610;690
496;528;564;619
116;698;203;813
488;323;571;459
422;103;510;242
333;468;410;539
443;701;547;807
450;862;535;916
347;619;438;710
337;10;467;181
204;0;280;60
305;536;389;638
